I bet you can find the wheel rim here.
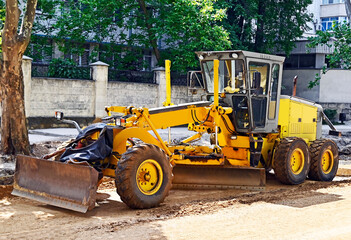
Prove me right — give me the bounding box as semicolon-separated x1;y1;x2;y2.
290;148;305;174
321;149;334;174
136;159;163;195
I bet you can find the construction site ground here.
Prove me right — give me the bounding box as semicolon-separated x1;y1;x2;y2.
1;125;351;239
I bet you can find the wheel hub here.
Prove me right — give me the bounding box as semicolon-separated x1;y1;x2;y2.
136;159;163;195
321;149;334;174
290;148;305;174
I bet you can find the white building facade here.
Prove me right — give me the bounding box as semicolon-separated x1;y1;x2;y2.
280;0;351;121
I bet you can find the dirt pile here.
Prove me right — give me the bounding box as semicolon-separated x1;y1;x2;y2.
0;185;13;199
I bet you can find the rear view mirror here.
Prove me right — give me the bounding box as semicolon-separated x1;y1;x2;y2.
55;111;64;121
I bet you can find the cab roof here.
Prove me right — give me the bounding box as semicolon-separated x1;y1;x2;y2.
195;50;285;63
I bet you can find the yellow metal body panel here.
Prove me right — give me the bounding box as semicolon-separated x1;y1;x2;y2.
112;128;162;155
149;107;210;129
278;98;317;142
163;60;173;106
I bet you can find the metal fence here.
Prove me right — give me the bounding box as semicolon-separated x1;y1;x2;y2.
32;63;91;80
32;63;49;77
171;72;187;86
31;63;202;87
108;69;155;84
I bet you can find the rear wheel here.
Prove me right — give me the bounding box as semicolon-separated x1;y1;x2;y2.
308;139;339;181
273;137;310;185
115;144;172;209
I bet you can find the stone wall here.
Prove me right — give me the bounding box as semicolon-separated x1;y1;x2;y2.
107;82;158;108
29;77;95;117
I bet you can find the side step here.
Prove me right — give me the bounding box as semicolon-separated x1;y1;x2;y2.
172;165;266;190
12;155;99;213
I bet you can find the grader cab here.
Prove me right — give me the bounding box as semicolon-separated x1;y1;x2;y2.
12;50;339;213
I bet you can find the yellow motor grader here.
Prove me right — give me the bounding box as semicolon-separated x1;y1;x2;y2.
12;50;340;213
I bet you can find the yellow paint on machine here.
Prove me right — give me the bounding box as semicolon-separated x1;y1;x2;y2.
278;98;318;142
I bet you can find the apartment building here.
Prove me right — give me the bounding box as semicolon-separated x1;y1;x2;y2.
282;0;350;70
280;0;351;121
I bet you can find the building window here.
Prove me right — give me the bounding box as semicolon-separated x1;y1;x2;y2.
143;50;152;71
99;44;122;69
283;54;316;69
321;17;348;31
27;38;53;64
64;44;90;66
322;0;345;4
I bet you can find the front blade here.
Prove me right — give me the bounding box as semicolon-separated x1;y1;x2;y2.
12;155;99;213
172;165;266;190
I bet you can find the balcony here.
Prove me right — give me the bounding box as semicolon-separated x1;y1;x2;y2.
320;3;347;18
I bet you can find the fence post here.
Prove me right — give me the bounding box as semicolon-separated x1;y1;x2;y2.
90;61;109;118
153;67;166;107
22;55;33;117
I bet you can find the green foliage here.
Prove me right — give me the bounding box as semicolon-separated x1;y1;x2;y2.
30;0;232;72
219;0;312;55
28;0;313;72
0;0;6;52
323;109;337;122
154;0;232;70
24;35;53;62
48;58;90;79
308;22;351;88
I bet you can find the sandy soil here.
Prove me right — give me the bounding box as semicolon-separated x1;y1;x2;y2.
1;173;351;240
1;130;351;240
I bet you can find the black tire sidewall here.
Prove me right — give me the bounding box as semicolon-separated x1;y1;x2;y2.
315;141;339;181
286;139;310;184
129;145;172;208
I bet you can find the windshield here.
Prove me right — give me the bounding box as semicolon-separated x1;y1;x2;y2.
202;59;245;93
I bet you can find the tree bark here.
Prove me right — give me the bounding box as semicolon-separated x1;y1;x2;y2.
0;0;37;155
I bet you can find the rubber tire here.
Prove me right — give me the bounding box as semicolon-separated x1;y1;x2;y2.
308;139;339;181
115;144;173;209
273;137;310;185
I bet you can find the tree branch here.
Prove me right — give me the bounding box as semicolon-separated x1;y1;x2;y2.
18;0;38;44
3;0;21;44
137;0;161;62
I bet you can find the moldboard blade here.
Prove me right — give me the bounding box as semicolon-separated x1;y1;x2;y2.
172;164;266;190
12;155;99;213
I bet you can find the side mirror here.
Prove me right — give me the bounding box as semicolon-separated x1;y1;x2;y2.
55;111;64;121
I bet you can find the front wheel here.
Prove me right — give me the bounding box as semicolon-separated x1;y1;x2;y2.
115;144;172;209
273;137;310;185
308;139;339;181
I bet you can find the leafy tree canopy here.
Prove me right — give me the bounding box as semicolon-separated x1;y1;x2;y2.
28;0;313;72
30;0;231;71
307;22;351;88
219;0;312;54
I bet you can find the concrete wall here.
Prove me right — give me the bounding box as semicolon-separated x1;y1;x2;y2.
107;82;158;108
319;70;351;103
0;57;204;128
282;69;321;101
29;77;95;117
106;83;205;109
320;3;347;18
283;68;351;120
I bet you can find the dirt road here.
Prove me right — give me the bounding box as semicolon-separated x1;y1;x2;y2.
1;171;351;240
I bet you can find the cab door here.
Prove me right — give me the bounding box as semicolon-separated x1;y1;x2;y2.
246;59;282;133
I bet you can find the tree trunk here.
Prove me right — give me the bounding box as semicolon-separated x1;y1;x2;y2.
0;47;30;155
254;0;265;52
0;0;37;155
137;0;162;63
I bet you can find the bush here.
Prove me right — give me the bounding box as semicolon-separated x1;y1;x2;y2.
48;58;90;79
323;109;337;122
